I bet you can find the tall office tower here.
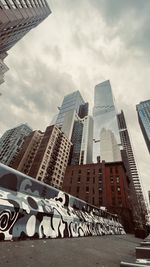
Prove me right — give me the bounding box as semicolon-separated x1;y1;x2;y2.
78;102;89;119
12;130;43;174
12;125;72;189
100;128;121;162
55;90;93;164
56;91;85;129
0;123;32;166
117;111;143;196
0;0;51;84
70;115;93;165
136;100;150;153
93;80;120;162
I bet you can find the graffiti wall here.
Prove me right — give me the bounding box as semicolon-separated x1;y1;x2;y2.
0;163;125;241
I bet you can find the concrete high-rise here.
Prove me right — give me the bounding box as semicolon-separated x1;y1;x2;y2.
136;100;150;153
0;0;51;84
117;110;143;196
0;123;32;166
12;125;72;189
93;80;120;162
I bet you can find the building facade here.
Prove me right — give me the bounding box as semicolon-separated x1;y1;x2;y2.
0;123;32;166
63;161;132;232
56;91;85;129
12;130;43;173
0;0;51;83
70;115;93;165
0;57;9;84
55;90;93;165
93;80;120;162
117;110;143;196
136;100;150;153
100;128;121;162
12;125;72;189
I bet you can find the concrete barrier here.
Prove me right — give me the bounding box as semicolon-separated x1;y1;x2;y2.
140;242;150;247
120;262;148;267
136;247;150;259
0;163;125;241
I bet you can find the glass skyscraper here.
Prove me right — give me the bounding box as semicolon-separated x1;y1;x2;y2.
136;100;150;153
55;90;93;165
56;91;85;128
93;80;120;162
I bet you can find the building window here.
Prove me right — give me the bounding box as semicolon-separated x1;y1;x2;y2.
93;169;95;175
77;186;80;193
86;186;89;193
87;169;90;175
78;177;80;183
71;170;74;175
78;169;81;174
99;197;103;205
116;177;120;183
98;168;102;174
110;177;113;183
87;176;90;182
93;177;95;183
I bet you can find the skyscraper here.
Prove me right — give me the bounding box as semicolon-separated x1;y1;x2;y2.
56;90;85;128
93;80;120;162
0;0;51;83
55;90;93;164
70;115;93;165
100;128;121;162
136;100;150;153
117;110;143;196
0;123;32;166
12;125;72;189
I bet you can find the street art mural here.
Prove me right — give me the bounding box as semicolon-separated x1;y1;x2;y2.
0;163;125;241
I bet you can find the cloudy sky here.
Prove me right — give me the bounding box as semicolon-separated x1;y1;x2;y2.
0;0;150;204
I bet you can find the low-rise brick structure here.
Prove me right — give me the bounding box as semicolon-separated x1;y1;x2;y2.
63;161;133;232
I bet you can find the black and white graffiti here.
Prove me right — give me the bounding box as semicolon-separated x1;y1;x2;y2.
0;163;125;241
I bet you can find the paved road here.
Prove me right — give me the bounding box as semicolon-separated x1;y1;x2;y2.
0;235;142;267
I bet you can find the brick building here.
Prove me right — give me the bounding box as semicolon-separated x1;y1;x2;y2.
63;161;133;232
12;125;72;189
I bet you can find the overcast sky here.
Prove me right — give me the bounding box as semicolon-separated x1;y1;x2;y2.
0;0;150;204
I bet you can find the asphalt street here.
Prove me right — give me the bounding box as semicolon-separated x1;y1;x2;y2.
0;234;142;267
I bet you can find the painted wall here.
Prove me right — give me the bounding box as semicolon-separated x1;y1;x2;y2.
0;163;125;241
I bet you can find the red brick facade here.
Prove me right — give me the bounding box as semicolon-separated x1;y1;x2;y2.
63;161;133;232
